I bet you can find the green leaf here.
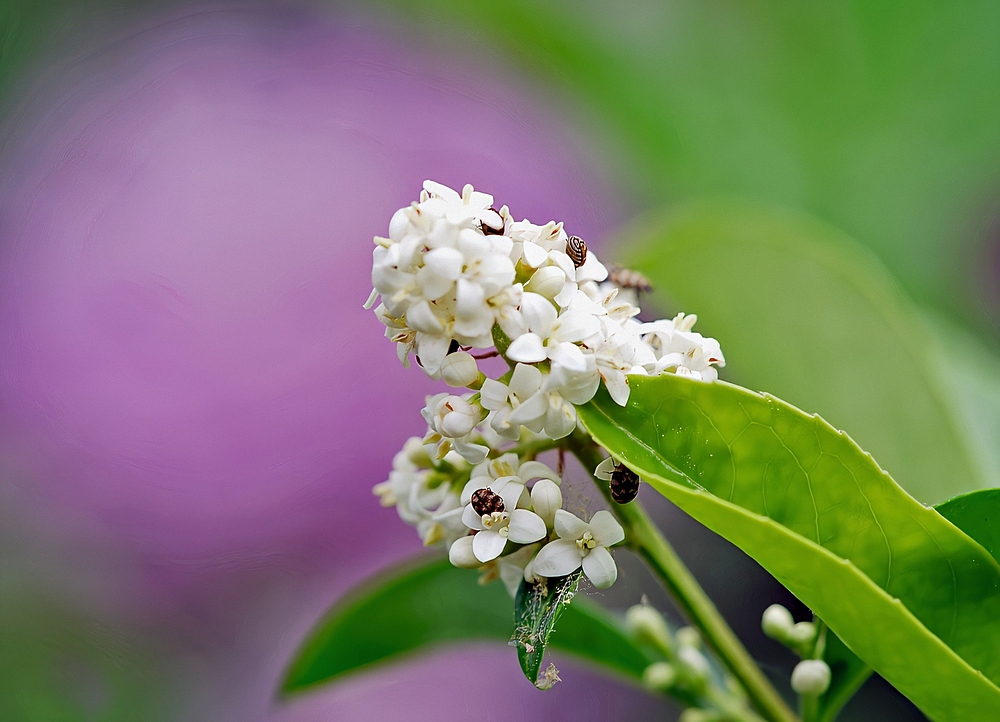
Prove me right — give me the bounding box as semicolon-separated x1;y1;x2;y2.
282;556;654;695
578;374;1000;721
513;571;583;688
620;200;986;505
936;489;1000;565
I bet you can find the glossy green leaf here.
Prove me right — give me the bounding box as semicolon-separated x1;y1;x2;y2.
282;556;654;694
513;571;584;687
578;374;1000;721
936;489;1000;565
620;201;985;505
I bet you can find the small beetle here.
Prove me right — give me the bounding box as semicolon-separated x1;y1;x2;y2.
566;235;588;268
610;463;640;504
471;487;505;516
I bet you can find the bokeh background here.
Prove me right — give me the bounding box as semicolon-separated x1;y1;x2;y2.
3;1;999;719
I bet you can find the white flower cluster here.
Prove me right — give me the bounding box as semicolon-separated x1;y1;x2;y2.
365;180;725;464
376;447;626;591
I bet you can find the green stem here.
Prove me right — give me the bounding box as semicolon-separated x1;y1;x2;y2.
568;434;799;722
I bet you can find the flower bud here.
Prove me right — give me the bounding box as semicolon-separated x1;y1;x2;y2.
676;626;701;649
524;266;567;299
440;351;480;388
761;604;795;640
448;536;480;568
431;395;481;438
789;621;817;647
388;206;411;241
530;479;562;528
641;662;676;691
677;646;711;680
625;604;672;652
790;659;831;696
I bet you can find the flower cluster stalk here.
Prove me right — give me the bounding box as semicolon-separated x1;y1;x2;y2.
568;432;799;722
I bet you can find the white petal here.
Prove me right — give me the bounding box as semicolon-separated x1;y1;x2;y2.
509;363;543;398
507;509;547;544
575;253;608;283
462;504;485;531
479;378;509;411
455;278;486;319
532;539;584;578
603;370;631;406
363;288;380;310
472;530;508;562
449;536;480;568
518;461;560;483
553;508;588;539
424;247;464;280
521;240;549;268
554;310;600;343
543;397;577;439
594;457;617;481
548;341;589;373
506;333;547;364
455;440;489;465
589;510;626;547
520;293;558;334
407;300;444;334
416;334;450;375
582;546;617;588
530;479;562;527
507;390;548;425
496;481;526;511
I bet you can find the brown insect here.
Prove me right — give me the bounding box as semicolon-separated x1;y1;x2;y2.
471;487;505;516
608;265;653;294
610;463;640;504
566;235;588;268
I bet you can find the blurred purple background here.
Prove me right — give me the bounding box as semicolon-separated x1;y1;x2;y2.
0;4;677;719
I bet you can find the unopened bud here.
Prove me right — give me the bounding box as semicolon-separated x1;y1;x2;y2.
525;266;567;299
448;536;479;568
625;604;673;652
678;646;711;680
440;351;480;388
642;662;676;691
789;621;817;647
791;659;831;696
530;479;562;528
761;604;795;640
676;626;701;649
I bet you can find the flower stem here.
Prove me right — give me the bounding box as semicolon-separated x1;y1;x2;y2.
568;434;799;722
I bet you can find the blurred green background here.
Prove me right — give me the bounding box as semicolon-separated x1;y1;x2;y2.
3;1;1000;720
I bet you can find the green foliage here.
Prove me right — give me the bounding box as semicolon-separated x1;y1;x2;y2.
578;374;1000;721
513;571;583;687
936;489;1000;564
282;556;654;695
383;0;1000;322
619;200;985;505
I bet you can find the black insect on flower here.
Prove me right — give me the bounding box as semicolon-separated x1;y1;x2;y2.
566;235;588;268
596;457;641;504
471;487;505;516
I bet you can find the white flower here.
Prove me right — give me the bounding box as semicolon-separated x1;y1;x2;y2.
459;476;546;562
480;363;545;440
470;452;560;487
422;393;483;438
530;479;562;528
440;350;480;388
505;292;600;370
638;313;725;381
532;509;625;588
421;392;488;463
761;604;795;640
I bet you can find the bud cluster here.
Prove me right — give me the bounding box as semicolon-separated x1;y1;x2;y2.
626;603;759;721
761;603;831;697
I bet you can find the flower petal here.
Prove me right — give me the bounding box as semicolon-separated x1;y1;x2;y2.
594;457;617;481
506;333;547;364
589;510;626;547
479;378;509;411
449;536;480;568
582;546;617;588
518;461;560;483
532;539;584;578
553;508;588;539
520;292;558;334
509;363;543;398
507;390;548;425
462;504;485;531
472;530;508;562
507;509;547;544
